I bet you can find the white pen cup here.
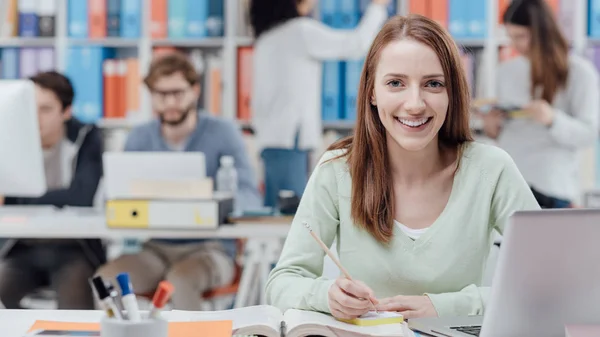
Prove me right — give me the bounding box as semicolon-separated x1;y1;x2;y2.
100;316;168;337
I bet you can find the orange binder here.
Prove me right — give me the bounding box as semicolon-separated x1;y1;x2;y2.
102;59;118;118
3;0;18;36
89;0;107;38
545;0;559;17
429;0;448;28
125;58;140;116
116;59;128;118
409;0;428;16
151;0;168;38
237;47;253;121
498;0;510;23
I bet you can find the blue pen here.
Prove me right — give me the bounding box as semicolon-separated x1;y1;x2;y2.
116;273;141;321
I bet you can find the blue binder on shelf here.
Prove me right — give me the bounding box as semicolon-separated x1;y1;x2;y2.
207;0;224;37
67;0;88;38
168;0;187;38
341;0;362;121
186;0;208;38
2;48;19;79
321;0;343;121
120;0;141;38
449;0;469;39
66;47;115;123
589;0;600;37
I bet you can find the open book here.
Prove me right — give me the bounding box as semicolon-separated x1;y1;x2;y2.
175;305;410;337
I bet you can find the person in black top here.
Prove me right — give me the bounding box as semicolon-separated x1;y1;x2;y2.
0;71;105;309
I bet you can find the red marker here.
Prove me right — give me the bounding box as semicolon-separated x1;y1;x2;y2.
149;281;174;319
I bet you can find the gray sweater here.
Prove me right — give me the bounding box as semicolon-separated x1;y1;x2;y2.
124;113;263;254
495;54;600;201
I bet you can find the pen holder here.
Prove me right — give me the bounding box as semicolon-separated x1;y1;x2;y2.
100;316;168;337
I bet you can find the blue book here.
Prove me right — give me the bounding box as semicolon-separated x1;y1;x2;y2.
67;0;88;38
589;0;600;37
2;48;19;79
338;0;360;29
120;0;141;38
207;0;224;37
18;0;38;37
344;59;363;121
321;0;343;121
186;0;208;38
449;0;469;39
340;0;362;121
168;0;187;38
66;47;115;123
467;0;487;38
107;0;121;37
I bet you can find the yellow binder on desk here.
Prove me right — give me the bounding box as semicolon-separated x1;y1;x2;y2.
105;197;233;230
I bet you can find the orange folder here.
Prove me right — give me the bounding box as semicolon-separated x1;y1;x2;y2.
126;58;140;116
237;47;253;121
409;0;428;16
151;0;168;38
498;0;510;23
429;0;448;29
89;0;107;38
102;59;118;118
28;320;233;337
116;59;128;118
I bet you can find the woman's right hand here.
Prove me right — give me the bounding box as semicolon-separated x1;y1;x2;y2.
372;0;392;6
328;277;378;320
481;109;505;139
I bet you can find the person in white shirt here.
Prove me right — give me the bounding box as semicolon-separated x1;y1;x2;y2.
249;0;391;208
480;0;599;208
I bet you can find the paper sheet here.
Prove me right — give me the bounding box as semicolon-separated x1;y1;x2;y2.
27;320;232;337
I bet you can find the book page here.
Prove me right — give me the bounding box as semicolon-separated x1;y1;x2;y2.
283;309;406;337
176;305;283;333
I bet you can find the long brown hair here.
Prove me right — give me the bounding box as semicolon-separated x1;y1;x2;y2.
327;14;473;244
503;0;569;103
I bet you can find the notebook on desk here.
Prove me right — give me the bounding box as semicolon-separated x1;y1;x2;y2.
175;305;409;337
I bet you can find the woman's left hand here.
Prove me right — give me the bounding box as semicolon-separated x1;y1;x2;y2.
375;295;438;319
524;100;554;126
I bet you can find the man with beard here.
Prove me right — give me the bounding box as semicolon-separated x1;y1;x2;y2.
95;52;262;310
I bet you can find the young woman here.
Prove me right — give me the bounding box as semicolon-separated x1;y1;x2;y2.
481;0;599;208
250;0;391;208
265;15;540;320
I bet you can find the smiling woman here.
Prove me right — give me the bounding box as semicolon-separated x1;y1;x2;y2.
265;14;540;321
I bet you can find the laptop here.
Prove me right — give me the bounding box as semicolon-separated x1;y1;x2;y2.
102;151;207;199
409;209;600;337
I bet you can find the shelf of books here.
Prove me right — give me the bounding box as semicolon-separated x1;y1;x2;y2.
0;0;596;139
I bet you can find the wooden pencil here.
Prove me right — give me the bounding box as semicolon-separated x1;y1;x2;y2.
303;221;379;313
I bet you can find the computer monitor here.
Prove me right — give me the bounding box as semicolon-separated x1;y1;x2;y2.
0;80;46;197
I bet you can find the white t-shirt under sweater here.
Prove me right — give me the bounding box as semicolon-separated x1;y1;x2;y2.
251;4;388;151
495;54;600;201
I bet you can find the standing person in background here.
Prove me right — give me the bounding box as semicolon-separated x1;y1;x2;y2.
96;53;262;310
480;0;599;208
249;0;391;208
0;71;105;309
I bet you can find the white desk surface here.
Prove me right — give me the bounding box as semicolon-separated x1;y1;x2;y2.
0;206;291;239
4;309;191;337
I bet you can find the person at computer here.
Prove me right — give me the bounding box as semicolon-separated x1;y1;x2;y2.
95;52;262;310
265;15;541;320
0;71;105;309
249;0;391;209
479;0;599;208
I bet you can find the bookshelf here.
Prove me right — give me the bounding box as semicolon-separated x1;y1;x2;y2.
0;0;595;133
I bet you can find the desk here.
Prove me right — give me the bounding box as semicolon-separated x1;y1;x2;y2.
0;206;291;308
2;309;195;337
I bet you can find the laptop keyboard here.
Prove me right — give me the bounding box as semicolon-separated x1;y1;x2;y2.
450;325;481;336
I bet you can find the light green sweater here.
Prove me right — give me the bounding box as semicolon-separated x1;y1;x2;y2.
265;141;541;317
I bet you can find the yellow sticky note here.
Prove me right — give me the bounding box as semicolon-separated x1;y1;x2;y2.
337;311;404;326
